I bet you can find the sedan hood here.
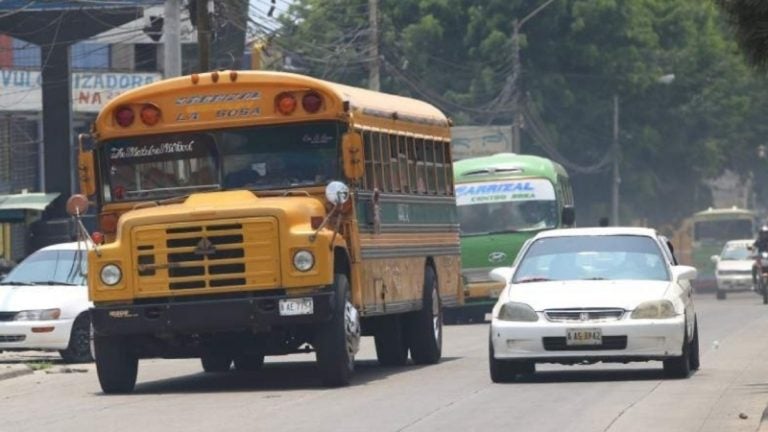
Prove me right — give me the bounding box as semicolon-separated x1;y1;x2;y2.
717;260;753;272
0;284;89;314
503;280;672;311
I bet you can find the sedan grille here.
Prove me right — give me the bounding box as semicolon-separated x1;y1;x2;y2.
544;308;625;323
717;270;750;276
542;336;627;351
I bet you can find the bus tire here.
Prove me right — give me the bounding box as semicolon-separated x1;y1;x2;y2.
374;315;408;366
233;353;265;372
201;353;232;373
406;266;442;365
94;335;138;394
315;274;360;387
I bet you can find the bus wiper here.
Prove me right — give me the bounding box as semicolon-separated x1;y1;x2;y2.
581;277;609;280
2;281;34;286
488;229;521;235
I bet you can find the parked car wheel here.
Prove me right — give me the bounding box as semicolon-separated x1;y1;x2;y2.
59;314;93;364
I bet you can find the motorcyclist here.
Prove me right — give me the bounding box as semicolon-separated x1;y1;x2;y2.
752;225;768;290
755;225;768;253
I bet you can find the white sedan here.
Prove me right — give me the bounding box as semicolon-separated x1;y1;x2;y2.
488;227;699;382
0;242;93;363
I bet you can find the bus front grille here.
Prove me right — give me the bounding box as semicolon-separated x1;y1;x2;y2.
132;217;280;293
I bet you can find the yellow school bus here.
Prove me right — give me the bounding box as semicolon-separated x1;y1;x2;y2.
73;70;462;393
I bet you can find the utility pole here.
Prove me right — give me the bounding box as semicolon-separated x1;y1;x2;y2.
611;94;620;226
164;0;182;78
196;0;211;72
510;20;521;153
368;0;380;91
509;0;555;153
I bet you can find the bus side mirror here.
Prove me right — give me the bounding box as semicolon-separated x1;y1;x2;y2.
78;134;96;197
342;132;364;181
561;206;575;226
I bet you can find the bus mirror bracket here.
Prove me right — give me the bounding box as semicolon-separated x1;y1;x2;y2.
310;182;350;243
342;132;364;181
77;133;97;197
66;194;101;257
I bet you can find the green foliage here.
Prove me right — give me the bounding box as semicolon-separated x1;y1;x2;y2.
273;0;768;227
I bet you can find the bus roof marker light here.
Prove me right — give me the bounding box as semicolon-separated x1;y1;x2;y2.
191;74;200;84
276;92;297;115
229;71;238;82
140;104;161;126
115;106;135;127
211;71;220;83
302;92;323;113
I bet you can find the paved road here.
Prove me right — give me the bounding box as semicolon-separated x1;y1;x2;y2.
2;292;768;432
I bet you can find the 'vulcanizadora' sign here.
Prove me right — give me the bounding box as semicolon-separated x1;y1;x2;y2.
456;179;556;206
0;69;162;113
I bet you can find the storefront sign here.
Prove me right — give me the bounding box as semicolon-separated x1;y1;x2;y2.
0;69;162;113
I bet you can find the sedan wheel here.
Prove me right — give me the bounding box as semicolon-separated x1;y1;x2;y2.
663;325;691;379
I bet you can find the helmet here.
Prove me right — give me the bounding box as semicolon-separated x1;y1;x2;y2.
760;225;768;239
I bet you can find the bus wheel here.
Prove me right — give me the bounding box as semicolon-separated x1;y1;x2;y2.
233;352;265;372
315;274;360;387
201;353;232;373
94;335;138;394
406;266;443;365
374;315;408;366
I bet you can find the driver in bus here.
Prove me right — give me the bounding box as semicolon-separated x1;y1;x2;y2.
520;201;554;230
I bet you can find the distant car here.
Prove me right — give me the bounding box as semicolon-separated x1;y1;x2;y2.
0;242;92;363
711;239;754;300
488;227;699;382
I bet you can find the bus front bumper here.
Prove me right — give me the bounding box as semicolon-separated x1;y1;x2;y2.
91;290;336;336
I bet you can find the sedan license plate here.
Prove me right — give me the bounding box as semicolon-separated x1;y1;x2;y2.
279;298;314;316
566;328;602;346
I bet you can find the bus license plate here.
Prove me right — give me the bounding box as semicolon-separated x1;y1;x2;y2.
566;328;602;346
279;298;314;316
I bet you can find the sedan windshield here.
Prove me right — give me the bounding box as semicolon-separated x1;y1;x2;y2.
513;235;669;282
2;249;86;286
720;243;752;260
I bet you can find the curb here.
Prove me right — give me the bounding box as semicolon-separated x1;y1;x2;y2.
0;365;33;382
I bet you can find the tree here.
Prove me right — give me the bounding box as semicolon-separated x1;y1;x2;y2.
717;0;768;69
270;0;768;226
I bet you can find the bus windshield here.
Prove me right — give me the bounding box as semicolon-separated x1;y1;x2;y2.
456;178;558;235
693;219;753;242
101;122;340;202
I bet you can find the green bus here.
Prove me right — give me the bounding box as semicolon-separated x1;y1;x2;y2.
449;153;575;321
676;207;757;291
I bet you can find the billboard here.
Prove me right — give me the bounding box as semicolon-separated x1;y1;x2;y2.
451;126;514;160
0;69;162;113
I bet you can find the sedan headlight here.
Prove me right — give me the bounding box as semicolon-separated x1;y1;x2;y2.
14;308;61;321
630;300;677;319
100;264;122;286
497;302;539;322
293;250;315;272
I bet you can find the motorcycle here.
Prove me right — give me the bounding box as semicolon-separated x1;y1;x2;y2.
753;250;768;305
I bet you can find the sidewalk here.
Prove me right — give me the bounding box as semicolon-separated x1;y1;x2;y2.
0;364;32;381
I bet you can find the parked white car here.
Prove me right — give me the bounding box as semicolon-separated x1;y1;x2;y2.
711;239;754;300
488;227;699;382
0;242;93;363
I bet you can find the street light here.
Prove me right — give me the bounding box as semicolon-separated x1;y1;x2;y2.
611;74;675;226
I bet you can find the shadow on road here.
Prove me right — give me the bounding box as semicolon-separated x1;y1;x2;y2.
128;357;460;395
508;366;671;383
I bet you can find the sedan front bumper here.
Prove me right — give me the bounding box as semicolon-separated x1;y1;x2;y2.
490;315;685;362
0;319;74;351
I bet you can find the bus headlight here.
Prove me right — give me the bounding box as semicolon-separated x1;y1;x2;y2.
293;250;315;272
100;264;122;286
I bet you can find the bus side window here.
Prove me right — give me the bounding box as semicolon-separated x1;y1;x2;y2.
435;140;447;195
363;130;375;190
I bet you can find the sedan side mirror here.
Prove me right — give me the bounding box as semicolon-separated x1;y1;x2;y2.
671;265;697;281
489;267;514;284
